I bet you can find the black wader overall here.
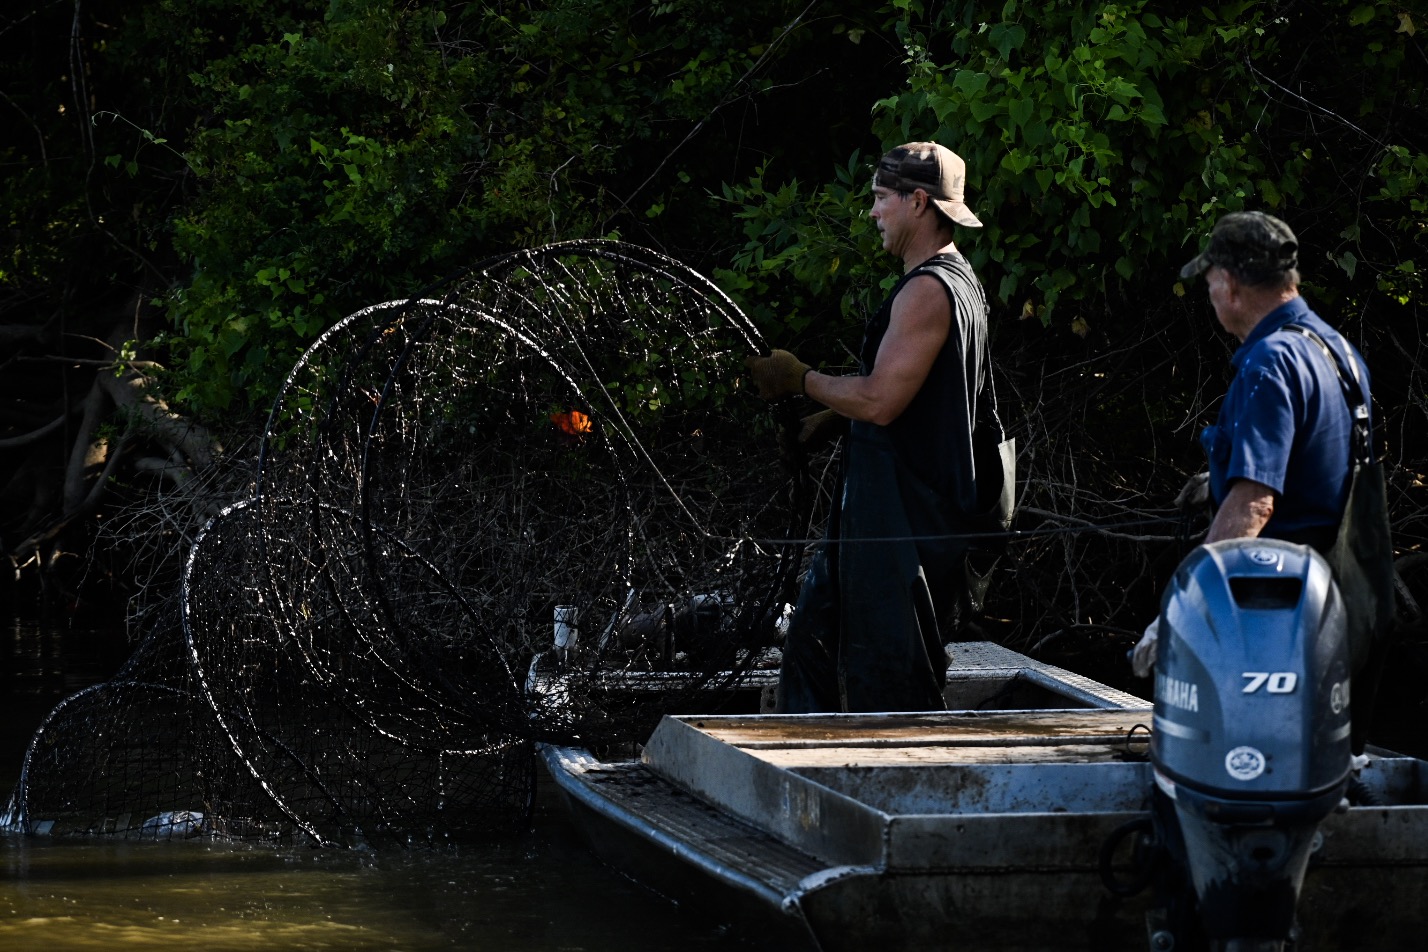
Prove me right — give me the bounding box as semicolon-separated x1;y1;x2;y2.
777;253;992;713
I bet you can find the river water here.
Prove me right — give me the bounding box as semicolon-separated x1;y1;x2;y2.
7;619;1423;952
0;621;751;952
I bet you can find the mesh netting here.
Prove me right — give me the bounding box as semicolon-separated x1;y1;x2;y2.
3;241;816;846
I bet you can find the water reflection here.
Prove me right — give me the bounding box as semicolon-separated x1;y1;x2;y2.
1;775;754;951
1;622;753;951
2;622;126;788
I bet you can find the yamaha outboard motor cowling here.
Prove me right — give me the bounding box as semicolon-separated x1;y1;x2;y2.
1150;539;1352;951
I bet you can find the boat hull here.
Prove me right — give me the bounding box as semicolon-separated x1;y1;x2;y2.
543;644;1428;950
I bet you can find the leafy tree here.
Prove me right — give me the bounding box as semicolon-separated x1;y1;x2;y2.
720;0;1423;333
2;0;1423;653
157;0;898;413
0;0;897;605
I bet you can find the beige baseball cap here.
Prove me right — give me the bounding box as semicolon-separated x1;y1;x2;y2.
874;142;983;228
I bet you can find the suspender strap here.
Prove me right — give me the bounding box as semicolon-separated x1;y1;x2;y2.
1281;323;1372;466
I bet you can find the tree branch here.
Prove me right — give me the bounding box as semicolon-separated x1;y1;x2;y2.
96;351;218;470
0;412;72;449
62;377;112;512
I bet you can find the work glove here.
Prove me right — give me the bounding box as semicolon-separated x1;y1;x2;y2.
777;407;848;463
1175;471;1211;511
1131;617;1159;678
796;408;848;451
744;349;810;400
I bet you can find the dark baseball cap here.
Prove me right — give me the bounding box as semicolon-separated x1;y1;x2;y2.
874;142;983;228
1180;211;1298;280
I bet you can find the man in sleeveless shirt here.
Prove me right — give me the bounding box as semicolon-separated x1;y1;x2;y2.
1131;211;1373;677
745;142;995;713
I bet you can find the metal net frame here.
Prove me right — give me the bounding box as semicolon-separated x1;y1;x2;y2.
4;241;817;846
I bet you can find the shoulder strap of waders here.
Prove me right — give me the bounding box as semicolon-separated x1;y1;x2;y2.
1281;323;1372;466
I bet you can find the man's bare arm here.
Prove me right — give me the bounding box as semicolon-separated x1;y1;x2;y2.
803;275;950;426
1205;478;1276;542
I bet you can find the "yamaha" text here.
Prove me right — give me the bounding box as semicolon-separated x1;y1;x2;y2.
1156;672;1199;713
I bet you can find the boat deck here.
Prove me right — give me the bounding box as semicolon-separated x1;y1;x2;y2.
642;708;1156;871
542;643;1428;950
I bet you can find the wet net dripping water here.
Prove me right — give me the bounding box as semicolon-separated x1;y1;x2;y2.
2;241;822;848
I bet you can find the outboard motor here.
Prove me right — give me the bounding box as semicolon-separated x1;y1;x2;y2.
1149;539;1353;951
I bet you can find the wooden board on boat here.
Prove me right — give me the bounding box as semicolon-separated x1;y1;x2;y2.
542;643;1428;951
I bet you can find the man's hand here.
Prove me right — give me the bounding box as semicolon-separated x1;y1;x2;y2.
1131;618;1159;678
1175;472;1210;511
796;408;848;451
744;349;810;400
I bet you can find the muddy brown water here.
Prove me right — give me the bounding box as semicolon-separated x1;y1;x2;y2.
0;782;750;952
1;621;752;951
6;619;1424;952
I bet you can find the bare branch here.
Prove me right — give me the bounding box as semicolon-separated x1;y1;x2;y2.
0;412;73;449
62;377;112;512
610;0;822;220
97;359;218;470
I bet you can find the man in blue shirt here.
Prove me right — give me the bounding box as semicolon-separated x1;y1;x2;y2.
1133;210;1371;675
1189;212;1370;551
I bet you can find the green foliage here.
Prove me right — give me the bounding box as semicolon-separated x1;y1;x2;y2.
158;2;492;410
4;0;1419;417
713;153;889;359
127;0;872;414
719;0;1425;342
1365;147;1426;305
